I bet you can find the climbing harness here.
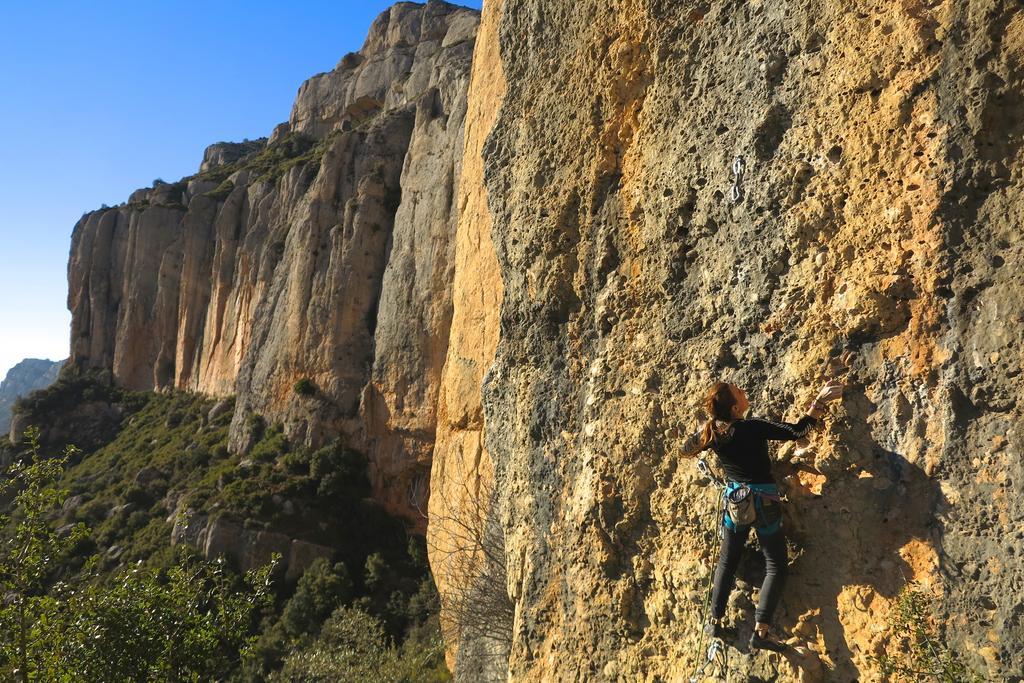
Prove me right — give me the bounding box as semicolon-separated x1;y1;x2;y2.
722;481;783;536
729;155;745;203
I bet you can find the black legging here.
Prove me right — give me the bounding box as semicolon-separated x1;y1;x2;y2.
711;524;788;625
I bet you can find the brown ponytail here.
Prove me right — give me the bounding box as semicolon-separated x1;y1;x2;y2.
698;382;739;450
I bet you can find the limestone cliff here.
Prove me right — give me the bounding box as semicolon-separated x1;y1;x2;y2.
67;1;480;523
427;0;507;675
477;0;1023;680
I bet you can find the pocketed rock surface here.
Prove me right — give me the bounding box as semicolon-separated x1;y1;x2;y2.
479;0;1023;680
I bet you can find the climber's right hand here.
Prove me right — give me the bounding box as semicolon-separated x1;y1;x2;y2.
815;382;845;404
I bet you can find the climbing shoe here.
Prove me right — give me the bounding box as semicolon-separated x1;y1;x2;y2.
703;616;734;640
749;628;788;652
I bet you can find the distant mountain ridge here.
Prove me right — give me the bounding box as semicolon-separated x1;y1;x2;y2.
0;358;65;434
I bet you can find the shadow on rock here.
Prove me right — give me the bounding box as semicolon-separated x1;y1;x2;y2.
731;395;941;679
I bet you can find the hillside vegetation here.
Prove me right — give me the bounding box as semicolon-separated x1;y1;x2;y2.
0;371;449;681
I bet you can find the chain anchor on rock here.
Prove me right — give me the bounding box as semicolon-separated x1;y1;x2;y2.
729;154;745;203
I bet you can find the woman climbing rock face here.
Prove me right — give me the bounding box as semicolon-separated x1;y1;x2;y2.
679;373;846;652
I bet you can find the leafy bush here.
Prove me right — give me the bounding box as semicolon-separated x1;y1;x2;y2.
872;583;983;681
310;440;369;498
122;483;151;507
250;424;288;463
281;448;312;475
206;178;235;200
13;369;124;417
293;378;317;396
273;607;449;683
0;428;275;681
32;555;275;682
281;558;352;637
219;475;277;520
3;377;452;680
76;498;108;524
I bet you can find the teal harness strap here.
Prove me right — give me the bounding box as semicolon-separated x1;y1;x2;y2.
722;481;782;536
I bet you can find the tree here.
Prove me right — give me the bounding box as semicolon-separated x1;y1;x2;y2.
38;555;275;681
273;606;449;683
0;427;275;681
0;427;85;682
280;558;353;637
423;452;513;672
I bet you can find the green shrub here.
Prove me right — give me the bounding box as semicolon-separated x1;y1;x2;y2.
251;425;288;463
272;606;449;683
13;369;123;417
293;378;317;396
3;381;450;681
219;476;276;519
872;583;983;681
206;178;235;200
0;428;275;681
364;552;389;592
25;551;275;681
310;441;369;499
122;483;151;507
281;558;352;637
281;448;312;475
76;498;107;524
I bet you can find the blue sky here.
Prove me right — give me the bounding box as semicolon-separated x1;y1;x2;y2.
0;0;482;380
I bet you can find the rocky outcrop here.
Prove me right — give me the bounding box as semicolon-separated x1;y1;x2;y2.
0;358;64;434
360;2;480;520
427;0;506;675
170;506;333;581
200;140;266;172
478;1;1023;680
67;1;480;523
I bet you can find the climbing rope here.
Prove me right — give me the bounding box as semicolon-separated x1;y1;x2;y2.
689;457;730;682
729;155;745;203
697;458;725;489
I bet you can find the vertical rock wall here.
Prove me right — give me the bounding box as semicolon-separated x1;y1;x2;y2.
361;34;477;519
427;0;506;675
67;1;480;522
480;0;1023;680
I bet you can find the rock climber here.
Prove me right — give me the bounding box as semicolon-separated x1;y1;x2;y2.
678;377;845;651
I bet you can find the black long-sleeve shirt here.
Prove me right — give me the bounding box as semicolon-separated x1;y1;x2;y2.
682;415;819;484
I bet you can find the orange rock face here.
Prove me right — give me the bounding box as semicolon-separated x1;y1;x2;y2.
65;1;1024;680
477;0;1024;680
427;0;506;673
